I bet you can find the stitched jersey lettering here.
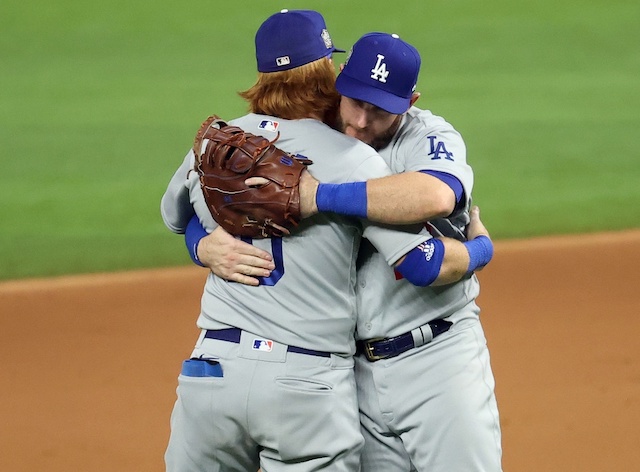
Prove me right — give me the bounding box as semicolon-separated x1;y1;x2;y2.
427;136;454;161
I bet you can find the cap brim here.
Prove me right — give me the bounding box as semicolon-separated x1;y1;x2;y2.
336;73;410;115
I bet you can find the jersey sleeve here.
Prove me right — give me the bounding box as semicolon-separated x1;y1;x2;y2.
399;117;474;214
347;147;430;266
160;150;196;234
361;221;429;266
185;167;221;233
344;149;394;181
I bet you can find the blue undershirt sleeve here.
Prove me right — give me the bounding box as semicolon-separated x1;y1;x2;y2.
185;215;208;267
395;239;445;287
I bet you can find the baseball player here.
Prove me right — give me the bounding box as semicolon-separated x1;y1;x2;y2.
161;11;493;472
335;33;502;472
189;33;502;471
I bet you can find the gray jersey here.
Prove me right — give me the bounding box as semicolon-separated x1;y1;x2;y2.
162;114;428;355
356;107;480;340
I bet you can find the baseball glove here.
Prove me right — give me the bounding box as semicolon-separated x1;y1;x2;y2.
192;115;313;238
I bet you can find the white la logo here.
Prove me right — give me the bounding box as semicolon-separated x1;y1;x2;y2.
370;54;389;83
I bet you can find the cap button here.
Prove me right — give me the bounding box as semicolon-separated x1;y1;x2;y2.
280;9;288;13
391;33;400;39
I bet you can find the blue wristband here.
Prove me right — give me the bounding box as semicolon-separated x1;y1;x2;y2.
464;235;493;273
185;215;208;267
316;182;368;218
395;239;445;287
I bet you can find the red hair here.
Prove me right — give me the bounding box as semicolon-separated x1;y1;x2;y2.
239;58;340;124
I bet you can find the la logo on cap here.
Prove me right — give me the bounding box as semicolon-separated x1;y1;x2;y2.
371;55;389;83
335;32;421;114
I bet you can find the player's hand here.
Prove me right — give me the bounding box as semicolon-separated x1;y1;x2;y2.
299;169;319;218
466;205;491;271
245;177;268;187
467;206;490;239
244;170;318;219
198;226;275;286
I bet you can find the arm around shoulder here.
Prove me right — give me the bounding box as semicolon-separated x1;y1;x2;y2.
312;171;456;224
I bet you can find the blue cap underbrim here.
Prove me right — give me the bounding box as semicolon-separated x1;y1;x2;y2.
335;73;410;115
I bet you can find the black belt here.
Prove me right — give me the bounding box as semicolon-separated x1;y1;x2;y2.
356;319;453;362
204;328;331;358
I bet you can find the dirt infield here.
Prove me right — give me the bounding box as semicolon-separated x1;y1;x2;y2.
1;230;639;471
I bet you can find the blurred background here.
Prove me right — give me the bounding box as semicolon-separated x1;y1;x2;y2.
1;0;639;280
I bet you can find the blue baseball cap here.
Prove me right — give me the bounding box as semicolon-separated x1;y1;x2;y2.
255;9;345;73
336;33;421;114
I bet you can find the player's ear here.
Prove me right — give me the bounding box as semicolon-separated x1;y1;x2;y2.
410;92;421;106
339;63;345;72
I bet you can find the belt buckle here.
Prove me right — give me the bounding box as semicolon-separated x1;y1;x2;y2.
363;338;386;362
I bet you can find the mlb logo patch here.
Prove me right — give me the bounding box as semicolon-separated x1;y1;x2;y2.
276;56;290;67
252;339;274;352
258;120;279;132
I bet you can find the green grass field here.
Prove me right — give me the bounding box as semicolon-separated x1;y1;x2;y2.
1;0;639;280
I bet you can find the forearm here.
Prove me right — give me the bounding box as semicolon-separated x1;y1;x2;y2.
315;172;456;224
366;173;456;223
431;238;469;286
394;234;493;287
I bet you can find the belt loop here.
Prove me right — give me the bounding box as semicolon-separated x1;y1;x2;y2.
410;324;433;348
359;318;453;362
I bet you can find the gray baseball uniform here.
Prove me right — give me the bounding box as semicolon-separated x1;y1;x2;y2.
162;114;429;471
355;107;503;471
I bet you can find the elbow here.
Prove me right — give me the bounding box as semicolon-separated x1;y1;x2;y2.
429;192;456;219
161;211;186;234
410;189;456;222
160;194;192;234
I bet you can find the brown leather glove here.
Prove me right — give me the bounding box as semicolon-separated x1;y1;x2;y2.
193;115;312;238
